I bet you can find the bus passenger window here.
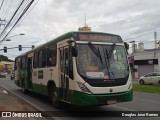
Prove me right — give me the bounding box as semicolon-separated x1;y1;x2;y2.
38;51;42;67
33;52;38;68
21;56;27;69
65;48;69;75
42;49;47;67
15;59;17;70
47;45;57;67
38;49;47;68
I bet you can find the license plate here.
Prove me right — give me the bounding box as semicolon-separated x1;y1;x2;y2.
107;100;117;105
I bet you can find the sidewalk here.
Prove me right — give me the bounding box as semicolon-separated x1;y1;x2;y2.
132;77;139;84
0;86;47;120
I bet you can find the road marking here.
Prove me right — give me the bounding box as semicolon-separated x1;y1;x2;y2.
134;98;160;104
111;105;136;111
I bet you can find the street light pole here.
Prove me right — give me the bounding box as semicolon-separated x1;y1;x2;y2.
0;33;25;44
6;33;25;39
4;33;25;42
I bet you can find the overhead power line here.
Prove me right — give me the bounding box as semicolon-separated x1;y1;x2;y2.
0;0;4;10
0;0;35;43
18;0;39;25
124;31;153;41
3;0;35;39
0;0;26;40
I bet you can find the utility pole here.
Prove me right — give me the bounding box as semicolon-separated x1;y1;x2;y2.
154;30;157;49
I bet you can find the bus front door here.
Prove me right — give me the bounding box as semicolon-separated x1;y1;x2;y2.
60;47;70;102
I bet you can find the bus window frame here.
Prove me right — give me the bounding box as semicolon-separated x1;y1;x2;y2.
33;51;38;68
37;48;47;68
21;56;27;69
47;44;57;67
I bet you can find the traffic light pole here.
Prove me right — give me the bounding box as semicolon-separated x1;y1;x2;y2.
0;46;33;52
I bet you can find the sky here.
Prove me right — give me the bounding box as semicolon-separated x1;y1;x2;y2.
0;0;160;60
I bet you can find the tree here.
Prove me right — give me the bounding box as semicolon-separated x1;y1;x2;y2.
0;55;13;62
124;42;129;54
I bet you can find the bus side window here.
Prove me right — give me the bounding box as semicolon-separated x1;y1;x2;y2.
21;56;27;69
64;48;69;75
17;58;21;70
15;59;17;70
33;51;38;68
69;44;73;79
33;49;47;68
47;45;57;67
38;49;46;68
38;51;42;67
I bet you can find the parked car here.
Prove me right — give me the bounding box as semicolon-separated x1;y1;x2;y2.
139;72;160;85
0;72;7;78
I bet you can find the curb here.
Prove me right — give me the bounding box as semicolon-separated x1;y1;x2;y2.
0;85;58;120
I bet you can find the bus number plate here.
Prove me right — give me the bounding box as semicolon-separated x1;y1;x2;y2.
107;100;117;105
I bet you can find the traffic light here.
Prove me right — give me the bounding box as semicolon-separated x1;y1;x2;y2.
4;46;7;53
32;45;35;49
19;45;22;51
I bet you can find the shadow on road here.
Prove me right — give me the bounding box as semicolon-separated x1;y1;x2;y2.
17;90;123;117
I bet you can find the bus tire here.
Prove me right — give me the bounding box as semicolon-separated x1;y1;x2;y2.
50;87;60;108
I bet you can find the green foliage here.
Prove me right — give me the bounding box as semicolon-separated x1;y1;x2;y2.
133;84;160;94
0;55;13;62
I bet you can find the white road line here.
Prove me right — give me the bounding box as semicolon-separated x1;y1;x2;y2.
111;105;136;111
134;98;160;104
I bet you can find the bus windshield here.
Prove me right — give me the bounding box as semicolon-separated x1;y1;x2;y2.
76;43;129;79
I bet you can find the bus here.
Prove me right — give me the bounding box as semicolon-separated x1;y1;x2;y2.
14;31;133;107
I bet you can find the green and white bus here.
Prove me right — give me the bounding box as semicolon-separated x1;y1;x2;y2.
14;31;133;107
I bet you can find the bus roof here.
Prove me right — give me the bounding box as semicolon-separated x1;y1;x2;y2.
15;31;122;59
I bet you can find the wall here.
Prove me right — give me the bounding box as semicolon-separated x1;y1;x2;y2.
133;50;159;78
134;51;157;60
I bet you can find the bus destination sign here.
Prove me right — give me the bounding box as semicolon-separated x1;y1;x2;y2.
74;33;123;43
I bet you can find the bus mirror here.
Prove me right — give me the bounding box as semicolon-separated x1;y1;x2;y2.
72;46;78;57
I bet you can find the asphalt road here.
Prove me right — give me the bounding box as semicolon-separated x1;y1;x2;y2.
0;75;160;120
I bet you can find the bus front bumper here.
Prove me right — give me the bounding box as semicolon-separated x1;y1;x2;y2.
71;90;133;106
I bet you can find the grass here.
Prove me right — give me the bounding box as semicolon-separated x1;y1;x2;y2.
133;84;160;94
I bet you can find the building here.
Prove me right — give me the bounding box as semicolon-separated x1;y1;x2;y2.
130;42;160;78
0;61;14;74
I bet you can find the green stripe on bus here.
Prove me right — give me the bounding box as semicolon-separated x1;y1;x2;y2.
70;90;133;106
32;83;48;96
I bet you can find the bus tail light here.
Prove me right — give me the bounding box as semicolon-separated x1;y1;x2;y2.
77;82;92;94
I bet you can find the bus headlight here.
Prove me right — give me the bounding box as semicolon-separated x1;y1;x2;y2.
77;82;92;94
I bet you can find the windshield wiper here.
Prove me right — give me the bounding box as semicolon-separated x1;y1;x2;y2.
88;42;103;65
105;48;110;69
105;43;116;69
108;43;115;58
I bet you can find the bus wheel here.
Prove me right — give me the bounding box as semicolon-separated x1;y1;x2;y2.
50;88;60;108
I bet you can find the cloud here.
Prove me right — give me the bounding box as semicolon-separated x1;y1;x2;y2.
1;0;160;60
